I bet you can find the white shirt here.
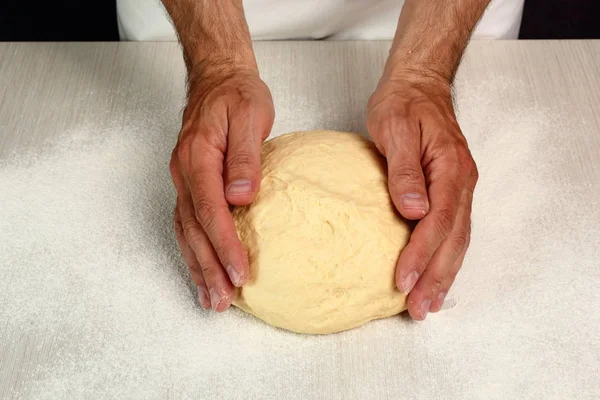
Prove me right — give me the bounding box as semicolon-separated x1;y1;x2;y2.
117;0;525;41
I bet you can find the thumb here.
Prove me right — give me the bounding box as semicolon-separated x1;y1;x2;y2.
224;117;265;207
385;134;429;220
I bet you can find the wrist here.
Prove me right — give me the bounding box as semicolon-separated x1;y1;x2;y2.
162;0;258;87
381;49;453;88
378;64;452;98
386;0;491;86
186;50;258;87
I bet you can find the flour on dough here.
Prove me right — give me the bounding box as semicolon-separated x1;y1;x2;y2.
232;130;410;334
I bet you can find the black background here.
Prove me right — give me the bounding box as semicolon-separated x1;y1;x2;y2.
0;0;598;41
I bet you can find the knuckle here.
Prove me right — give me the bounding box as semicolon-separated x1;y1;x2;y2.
457;149;475;174
430;272;445;290
199;261;218;278
413;247;431;272
186;262;206;278
177;132;220;164
178;132;198;151
371;113;411;141
173;215;184;240
183;255;204;276
430;138;453;158
390;164;423;185
455;142;471;160
182;221;200;244
226;152;256;172
433;208;455;238
203;129;227;152
210;239;229;263
387;114;411;131
449;228;469;257
435;138;467;160
186;258;202;275
176;139;192;163
194;246;216;276
390;118;413;138
234;97;253;115
194;199;217;230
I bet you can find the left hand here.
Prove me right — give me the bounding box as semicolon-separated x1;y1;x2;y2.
367;72;478;320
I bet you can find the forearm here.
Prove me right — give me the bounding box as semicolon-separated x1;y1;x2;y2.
161;0;257;81
385;0;491;83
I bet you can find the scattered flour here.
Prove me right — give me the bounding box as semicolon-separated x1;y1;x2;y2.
0;74;599;399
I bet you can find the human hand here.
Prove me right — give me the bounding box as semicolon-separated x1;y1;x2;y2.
367;72;478;320
170;68;275;312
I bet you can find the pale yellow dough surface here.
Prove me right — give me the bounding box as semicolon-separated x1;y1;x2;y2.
232;131;410;334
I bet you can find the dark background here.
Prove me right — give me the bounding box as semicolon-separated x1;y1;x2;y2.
0;0;599;41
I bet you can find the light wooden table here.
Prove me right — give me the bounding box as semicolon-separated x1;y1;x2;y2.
1;41;599;399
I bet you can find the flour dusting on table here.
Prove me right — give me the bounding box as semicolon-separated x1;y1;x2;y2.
1;76;599;399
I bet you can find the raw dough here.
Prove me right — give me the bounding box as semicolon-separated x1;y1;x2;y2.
232;131;410;334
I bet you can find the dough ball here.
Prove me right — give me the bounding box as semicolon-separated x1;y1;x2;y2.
232;130;410;334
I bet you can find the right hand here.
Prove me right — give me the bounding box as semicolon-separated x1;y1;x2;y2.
170;68;275;312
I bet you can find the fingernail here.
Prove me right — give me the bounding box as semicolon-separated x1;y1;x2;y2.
228;179;252;195
209;288;221;310
401;193;427;213
226;264;242;287
437;291;447;308
401;271;419;294
419;299;432;320
197;286;210;308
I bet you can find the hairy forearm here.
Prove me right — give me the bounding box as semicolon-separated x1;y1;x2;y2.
385;0;491;83
161;0;257;80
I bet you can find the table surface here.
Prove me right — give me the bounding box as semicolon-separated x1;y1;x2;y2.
1;41;599;399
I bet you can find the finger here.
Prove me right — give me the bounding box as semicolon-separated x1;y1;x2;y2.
395;163;464;295
224;107;272;206
384;122;430;220
429;244;468;313
428;163;478;314
406;188;472;320
174;204;211;309
172;161;212;308
184;136;249;287
178;192;234;312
